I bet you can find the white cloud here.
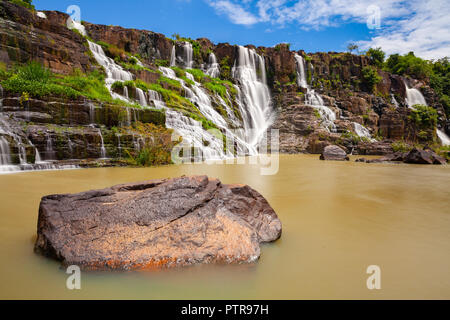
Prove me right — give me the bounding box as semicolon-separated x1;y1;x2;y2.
206;0;260;26
357;0;450;60
205;0;450;59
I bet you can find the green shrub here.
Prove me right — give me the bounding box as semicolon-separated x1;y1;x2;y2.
362;66;381;92
391;141;413;153
2;76;80;99
409;105;438;129
186;68;208;82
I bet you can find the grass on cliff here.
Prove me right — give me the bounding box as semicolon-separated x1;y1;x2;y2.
6;0;34;10
1;62;142;108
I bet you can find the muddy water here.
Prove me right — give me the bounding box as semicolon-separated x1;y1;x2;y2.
0;154;449;299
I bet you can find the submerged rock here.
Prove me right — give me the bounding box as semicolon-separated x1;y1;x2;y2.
34;176;282;271
320;145;349;161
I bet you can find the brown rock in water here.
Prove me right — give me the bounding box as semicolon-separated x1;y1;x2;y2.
404;148;447;165
34;176;282;271
320;145;349;161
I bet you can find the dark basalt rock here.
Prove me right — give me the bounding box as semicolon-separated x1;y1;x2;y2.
34;176;282;271
404;148;447;165
356;149;447;165
320;145;349;161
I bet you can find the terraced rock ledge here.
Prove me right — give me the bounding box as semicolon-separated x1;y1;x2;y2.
34;175;282;270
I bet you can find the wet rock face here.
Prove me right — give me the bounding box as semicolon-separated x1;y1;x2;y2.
34;176;282;270
320;145;349;161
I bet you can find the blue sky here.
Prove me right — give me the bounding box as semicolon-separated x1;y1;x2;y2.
34;0;449;59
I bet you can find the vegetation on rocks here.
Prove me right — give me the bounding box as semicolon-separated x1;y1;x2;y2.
361;66;382;93
123;122;178;166
408;104;438;129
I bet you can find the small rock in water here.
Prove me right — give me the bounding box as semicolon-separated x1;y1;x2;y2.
34;176;282;271
320;145;349;161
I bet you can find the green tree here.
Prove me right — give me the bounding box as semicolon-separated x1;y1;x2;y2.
362;66;382;92
366;47;385;68
385;52;432;80
347;43;359;54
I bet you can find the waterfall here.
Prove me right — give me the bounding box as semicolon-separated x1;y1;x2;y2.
99;129;107;159
123;86;129;99
437;129;450;146
45;133;56;161
67;17;86;36
391;94;400;108
183;42;194;69
232;46;273;147
206;53;220;78
165;109;227;161
67;134;74;159
148;90;167;109
136;88;147;106
353;123;375;142
294;54;308;88
0;136;11;166
405;82;427;108
294;53;336;133
170;45;176;67
88;40;133;102
117;134;122;158
159;65;257;158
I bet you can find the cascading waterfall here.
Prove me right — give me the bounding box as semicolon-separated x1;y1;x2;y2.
159;65;257;158
405;81;427;108
353;123;375;142
170;45;176;67
99;129;107;159
117;134;122;158
206;53;220;78
437;129;450;146
148;90;167;109
88;41;133;102
136;88;147;106
183;42;194;69
294;53;336;133
0;136;11;166
232;46;273;147
45;133;56;160
391;94;400;108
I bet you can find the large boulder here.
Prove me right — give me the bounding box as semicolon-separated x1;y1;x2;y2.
34;176;282;271
320;145;349;161
404;148;447;165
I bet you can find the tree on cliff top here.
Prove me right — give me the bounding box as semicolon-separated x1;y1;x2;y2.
366;47;385;68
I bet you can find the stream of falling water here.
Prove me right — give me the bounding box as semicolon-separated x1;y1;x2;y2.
294;54;337;133
405;81;427;108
